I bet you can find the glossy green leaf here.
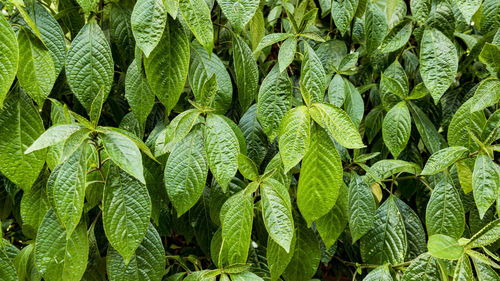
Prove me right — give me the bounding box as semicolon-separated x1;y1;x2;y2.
165;127;208;216
267;232;295;281
103;164;152;264
278;36;297;73
0;11;18;108
237;153;259;181
145;17;190;113
382;101;411;157
216;0;259;32
381;20;412;53
454;254;473;280
469;78;500;113
106;223;165;281
327;74;346;107
348;174;376;242
278;106;310;172
421;146;468;175
316;183;349;248
456;0;481;24
381;61;409;98
408;102;443;154
253;33;292;54
17;27;55;107
419;28;458;103
25;124;84;154
426;178;465;238
178;0;214;54
131;0;166;56
0;90;45;191
365;2;387;53
66;20;114;112
233;35;259;112
125;59;155;125
300;42;326;105
363;265;393;281
401;253;441;281
282;221;320;281
331;0;358;35
473;153;500;219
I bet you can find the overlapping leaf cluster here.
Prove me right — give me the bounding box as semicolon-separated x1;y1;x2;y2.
0;0;499;280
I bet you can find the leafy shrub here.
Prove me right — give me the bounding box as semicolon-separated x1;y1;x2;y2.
0;0;499;280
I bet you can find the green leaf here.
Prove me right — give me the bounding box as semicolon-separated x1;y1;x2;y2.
363;265;393;281
408;102;443;154
473;258;500;281
344;81;364;127
125;59;155;125
407;83;430;100
425;178;465;238
0;247;17;281
327;74;346;107
25;124;85;154
282;221;320;281
331;0;359;35
253;33;292;54
35;210;88;281
381;20;412;53
466;219;500;248
17;27;55;107
267;232;295;281
106;223;165;281
297;124;342;225
237;153;259;181
360;196;407;265
178;0;214;54
165;127;208;216
365;2;387;53
421;146;468;175
469;78;500;113
401;253;441;281
348;174;376;242
261;178;294;252
428;234;464;260
310;103;365;149
230;271;264;281
157;109;202;154
448;98;486;150
278;106;310;172
381;61;409;98
0;90;45;191
110;3;135;68
189;42;232;114
220;191;253;264
300;42;326;105
454;254;473;280
144;16;190;113
0;15;18;108
66;20;114;112
419;28;458;103
76;0;98;17
473;153;500;219
50;145;87;238
215;0;259;32
382;101;411;157
100;130;145;184
395;197;427;260
233;35;259;112
316;183;349;248
479;43;500;76
368;160;421;181
205;113;240;190
257;65;292;141
103;164;152;264
456;0;481;24
20;172;50;238
131;0;166;56
278;36;297;73
338;52;358;72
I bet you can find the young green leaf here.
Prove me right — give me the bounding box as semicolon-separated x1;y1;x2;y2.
237;153;259;181
363;265;393;281
454;254;473;280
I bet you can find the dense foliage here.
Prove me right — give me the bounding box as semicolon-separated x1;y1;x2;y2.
0;0;499;280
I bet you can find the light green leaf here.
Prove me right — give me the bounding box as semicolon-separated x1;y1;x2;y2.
381;20;412;53
310;103;365;149
0;249;16;281
382;101;411;157
448;98;486;151
261;178;294;252
205;113;239;190
50;145;87;238
466;219;500;248
237;153;259;181
368;160;421;181
425;178;465;238
253;33;292;54
473;258;500;281
470;78;500;113
419;28;458;103
165;127;208;216
125;59;155;125
278;105;310;172
220;191;253;264
131;0;166;56
331;0;359;35
300;42;326;105
233;35;259;112
267;232;295;281
66;20;114;112
257;65;292;141
421;146;469;175
327;74;346;107
365;2;387;53
479;43;500;76
179;0;214;54
76;0;98;17
145;16;190;113
363;265;393;281
0;90;45;191
25;124;84;154
278;36;297;73
103;164;152;264
473;153;500;219
106;223;165;281
158;109;202;154
381;61;409;98
316;183;349;248
456;0;481;24
35;210;88;281
100;130;145;184
230;271;264;281
215;0;259;32
17;27;55;107
338;52;358;72
407;83;430;100
401;253;441;281
282;221;320;281
344;81;364;127
454;254;473;280
0;15;18;108
348;174;376;242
